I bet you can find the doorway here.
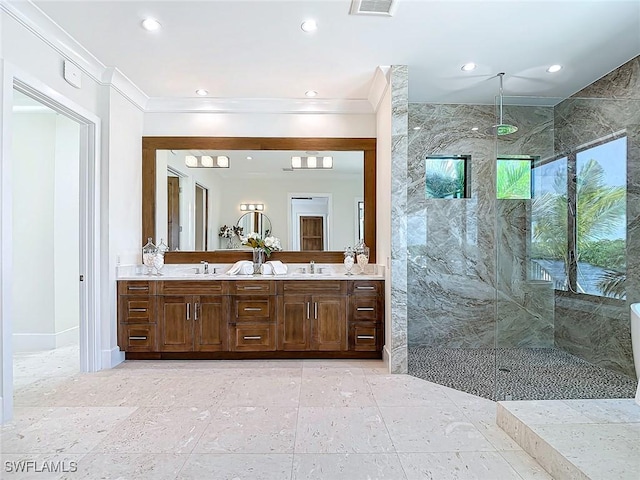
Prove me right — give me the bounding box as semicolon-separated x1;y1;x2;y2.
11;89;81;388
194;183;208;251
1;71;101;423
290;195;330;251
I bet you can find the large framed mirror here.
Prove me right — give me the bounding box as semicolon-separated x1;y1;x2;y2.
143;137;376;263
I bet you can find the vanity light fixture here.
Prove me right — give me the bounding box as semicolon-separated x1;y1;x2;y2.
547;64;562;73
184;155;230;168
141;18;162;31
240;203;265;211
291;156;333;169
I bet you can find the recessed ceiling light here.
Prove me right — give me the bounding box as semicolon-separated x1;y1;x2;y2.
141;18;161;31
301;20;317;32
547;64;562;73
195;89;208;96
461;63;477;72
305;90;318;97
412;126;421;130
471;127;479;131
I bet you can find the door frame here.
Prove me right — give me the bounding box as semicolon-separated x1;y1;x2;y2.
0;63;102;423
288;193;332;250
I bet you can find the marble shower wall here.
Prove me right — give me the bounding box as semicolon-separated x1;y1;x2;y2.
552;56;640;377
406;103;555;349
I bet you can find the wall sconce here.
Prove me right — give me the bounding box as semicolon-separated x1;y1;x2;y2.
291;156;333;169
240;203;264;211
185;155;229;168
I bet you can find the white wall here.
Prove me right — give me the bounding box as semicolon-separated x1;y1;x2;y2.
53;113;80;340
143;112;376;138
11;109;80;351
12;111;56;338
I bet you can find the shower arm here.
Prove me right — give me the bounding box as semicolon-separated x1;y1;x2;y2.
498;72;505;125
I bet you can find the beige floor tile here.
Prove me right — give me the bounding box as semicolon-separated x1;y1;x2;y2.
295;406;395;454
57;453;188;480
292;453;407;480
193;406;297;454
380;405;496;453
92;406;212;454
299;374;376;407
221;375;301;407
499;450;555;480
367;374;453;407
178;453;293;480
398;451;522;480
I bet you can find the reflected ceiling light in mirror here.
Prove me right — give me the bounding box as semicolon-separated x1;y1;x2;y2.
305;90;318;97
240;203;264;211
195;89;208;96
185;155;230;168
291;156;333;169
301;20;317;32
547;64;562;73
461;62;476;71
141;18;161;31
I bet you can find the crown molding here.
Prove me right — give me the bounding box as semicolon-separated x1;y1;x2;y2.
1;1;148;110
145;97;374;115
368;66;390;113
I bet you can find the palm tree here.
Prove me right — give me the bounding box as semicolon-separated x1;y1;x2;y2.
425;159;466;198
532;158;625;297
497;160;531;199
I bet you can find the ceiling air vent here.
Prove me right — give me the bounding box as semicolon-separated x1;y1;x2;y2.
350;0;398;16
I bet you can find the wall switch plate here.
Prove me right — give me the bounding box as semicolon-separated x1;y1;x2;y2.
63;60;82;88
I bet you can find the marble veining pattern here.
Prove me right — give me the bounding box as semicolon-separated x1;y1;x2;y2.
390;64;409;374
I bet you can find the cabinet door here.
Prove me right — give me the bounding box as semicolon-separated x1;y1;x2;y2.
158;295;193;351
277;294;310;350
312;295;347;351
194;295;228;352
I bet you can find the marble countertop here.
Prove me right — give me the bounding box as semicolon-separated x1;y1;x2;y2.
116;263;385;281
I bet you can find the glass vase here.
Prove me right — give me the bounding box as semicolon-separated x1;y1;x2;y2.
253;248;266;274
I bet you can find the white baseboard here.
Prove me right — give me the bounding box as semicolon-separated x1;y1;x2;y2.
13;326;79;352
383;345;391;372
102;347;125;369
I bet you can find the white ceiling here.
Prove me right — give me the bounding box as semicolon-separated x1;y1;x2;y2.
32;0;640;106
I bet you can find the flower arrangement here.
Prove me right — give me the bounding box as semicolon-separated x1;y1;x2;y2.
219;225;244;238
241;232;282;257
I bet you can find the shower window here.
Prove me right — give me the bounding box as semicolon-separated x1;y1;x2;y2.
425;155;469;199
531;134;627;299
497;157;534;199
575;135;626;299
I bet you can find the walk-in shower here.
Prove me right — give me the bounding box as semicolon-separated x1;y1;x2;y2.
406;87;639;401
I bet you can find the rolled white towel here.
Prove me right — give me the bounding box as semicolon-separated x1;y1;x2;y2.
226;260;253;275
239;262;254;275
266;260;287;275
260;263;274;275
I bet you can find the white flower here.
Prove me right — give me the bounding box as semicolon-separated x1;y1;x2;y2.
264;236;274;247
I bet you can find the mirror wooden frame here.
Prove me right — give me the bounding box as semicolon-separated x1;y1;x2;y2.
142;136;377;263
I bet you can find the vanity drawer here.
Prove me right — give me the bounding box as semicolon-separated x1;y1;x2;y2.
230;281;275;295
350;280;383;296
159;281;227;296
231;323;276;351
119;296;156;323
118;280;156;296
348;322;382;352
280;280;347;295
351;296;382;322
119;324;157;352
232;296;274;322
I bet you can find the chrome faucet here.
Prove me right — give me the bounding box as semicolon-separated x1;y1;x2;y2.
310;260;315;274
201;261;209;274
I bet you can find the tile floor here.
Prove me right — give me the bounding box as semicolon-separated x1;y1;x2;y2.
1;359;553;479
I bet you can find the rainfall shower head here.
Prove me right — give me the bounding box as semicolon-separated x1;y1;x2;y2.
489;72;518;136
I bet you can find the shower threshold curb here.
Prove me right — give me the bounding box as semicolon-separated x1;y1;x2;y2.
497;402;588;479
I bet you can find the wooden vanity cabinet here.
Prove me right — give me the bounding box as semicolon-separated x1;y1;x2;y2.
277;281;348;352
117;280;157;352
117;277;383;359
157;281;229;352
229;281;276;352
348;280;384;352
